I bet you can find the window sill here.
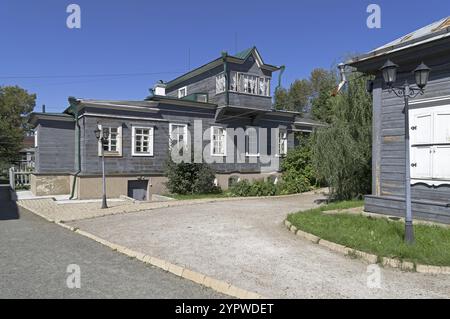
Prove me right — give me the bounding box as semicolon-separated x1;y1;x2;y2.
132;154;154;157
100;152;122;158
246;154;260;157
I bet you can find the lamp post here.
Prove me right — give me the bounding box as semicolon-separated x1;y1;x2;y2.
94;127;109;209
379;60;431;245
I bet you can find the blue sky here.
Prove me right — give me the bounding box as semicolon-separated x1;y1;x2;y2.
0;0;448;113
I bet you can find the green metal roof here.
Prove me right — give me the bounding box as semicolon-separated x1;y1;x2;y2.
232;47;255;59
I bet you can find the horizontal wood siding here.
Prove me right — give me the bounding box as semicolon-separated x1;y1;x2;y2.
365;195;450;224
78;106;293;175
35;120;75;173
373;50;450;221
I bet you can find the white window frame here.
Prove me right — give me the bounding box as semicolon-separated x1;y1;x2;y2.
245;126;260;157
277;129;288;157
229;72;271;97
210;126;227;157
216;73;226;94
132;126;154;157
169;123;188;150
97;124;122;157
178;86;187;98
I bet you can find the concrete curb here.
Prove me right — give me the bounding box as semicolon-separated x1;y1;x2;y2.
22;204;265;299
284;219;449;275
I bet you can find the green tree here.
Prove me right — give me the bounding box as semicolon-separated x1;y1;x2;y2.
0;86;36;165
287;79;312;112
311;74;372;200
310;68;337;123
273;87;289;110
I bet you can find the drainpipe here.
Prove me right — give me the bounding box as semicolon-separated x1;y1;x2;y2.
273;65;286;110
68;97;81;200
276;65;286;92
221;51;229;106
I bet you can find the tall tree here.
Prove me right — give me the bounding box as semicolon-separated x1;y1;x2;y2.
287;79;312;112
0;86;36;165
309;68;337;123
273;87;289;111
311;74;372;200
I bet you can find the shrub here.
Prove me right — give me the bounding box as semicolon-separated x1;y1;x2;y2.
229;179;253;197
165;160;220;195
229;178;279;197
279;135;316;193
277;173;310;195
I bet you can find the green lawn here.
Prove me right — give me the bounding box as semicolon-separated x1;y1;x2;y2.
165;192;230;200
288;202;450;266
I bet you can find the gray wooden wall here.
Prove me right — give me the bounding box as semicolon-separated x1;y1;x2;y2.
35;120;75;174
367;53;450;223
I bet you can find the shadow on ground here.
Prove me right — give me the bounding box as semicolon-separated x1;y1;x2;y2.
0;185;20;220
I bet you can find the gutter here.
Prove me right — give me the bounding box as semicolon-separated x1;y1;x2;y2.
68;97;82;200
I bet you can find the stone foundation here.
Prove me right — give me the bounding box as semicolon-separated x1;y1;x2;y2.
30;172;281;199
31;174;71;196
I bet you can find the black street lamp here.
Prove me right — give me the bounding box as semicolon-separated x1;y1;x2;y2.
94;127;109;209
380;60;431;245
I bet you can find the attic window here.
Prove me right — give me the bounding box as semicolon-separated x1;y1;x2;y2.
178;87;187;98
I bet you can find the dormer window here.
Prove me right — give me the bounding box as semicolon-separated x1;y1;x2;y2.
216;73;226;94
178;86;187;98
228;71;271;97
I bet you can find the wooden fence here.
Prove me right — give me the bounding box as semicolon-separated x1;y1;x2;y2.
9;167;31;190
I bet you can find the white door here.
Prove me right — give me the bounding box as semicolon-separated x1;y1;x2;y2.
432;146;450;179
411;146;433;179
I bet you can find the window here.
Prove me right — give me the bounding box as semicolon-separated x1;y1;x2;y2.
197;94;208;103
169;123;188;152
132;126;153;156
278;129;288;156
97;125;122;156
227;72;271;97
178;86;187;98
245;127;259;156
240;74;258;95
230;71;238;92
216;73;226;94
211;126;227;156
410;105;450;182
258;77;270;96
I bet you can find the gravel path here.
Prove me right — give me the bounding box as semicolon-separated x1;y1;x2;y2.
69;193;450;299
0;203;225;299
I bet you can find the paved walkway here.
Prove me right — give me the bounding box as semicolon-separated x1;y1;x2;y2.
0;202;224;298
66;193;450;299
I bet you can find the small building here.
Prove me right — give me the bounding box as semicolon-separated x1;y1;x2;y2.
29;47;322;200
348;17;450;223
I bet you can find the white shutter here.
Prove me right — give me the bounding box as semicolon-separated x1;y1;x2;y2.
411;146;432;179
410;111;432;145
434;108;450;144
432;146;450;179
149;127;154;156
97;124;102;156
117;126;123;156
